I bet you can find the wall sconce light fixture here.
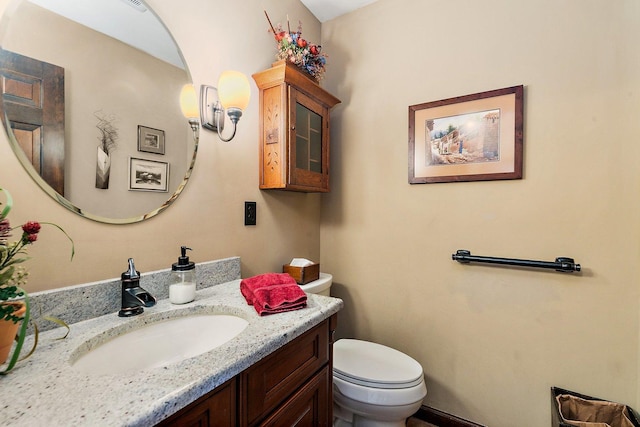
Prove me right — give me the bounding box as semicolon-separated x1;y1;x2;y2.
180;70;250;143
201;71;251;142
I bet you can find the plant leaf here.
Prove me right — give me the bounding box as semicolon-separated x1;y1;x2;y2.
0;187;12;220
42;316;70;339
40;222;75;261
18;321;38;361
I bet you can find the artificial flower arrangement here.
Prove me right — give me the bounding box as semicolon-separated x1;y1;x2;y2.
0;187;73;373
264;11;327;81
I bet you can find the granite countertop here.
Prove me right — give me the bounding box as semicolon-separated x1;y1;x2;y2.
0;279;343;426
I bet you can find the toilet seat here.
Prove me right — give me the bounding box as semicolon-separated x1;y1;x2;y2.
334;375;427;407
333;339;424;389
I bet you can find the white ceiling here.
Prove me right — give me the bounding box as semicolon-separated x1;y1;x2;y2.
27;0;183;68
300;0;379;22
25;0;377;69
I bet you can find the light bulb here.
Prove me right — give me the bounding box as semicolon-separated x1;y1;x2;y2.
179;84;199;119
217;71;250;111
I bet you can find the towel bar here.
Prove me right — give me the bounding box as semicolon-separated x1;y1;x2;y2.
452;250;581;273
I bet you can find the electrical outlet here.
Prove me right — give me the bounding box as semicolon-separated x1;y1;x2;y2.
244;201;256;226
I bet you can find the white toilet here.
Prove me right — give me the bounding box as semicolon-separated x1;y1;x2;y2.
302;273;428;427
333;339;427;427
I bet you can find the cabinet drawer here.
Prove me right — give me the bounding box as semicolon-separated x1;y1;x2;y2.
241;320;330;426
258;365;330;427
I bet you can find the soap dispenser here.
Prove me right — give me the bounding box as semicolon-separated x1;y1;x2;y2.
170;246;196;304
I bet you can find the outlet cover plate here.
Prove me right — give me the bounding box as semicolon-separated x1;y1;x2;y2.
244;201;256;226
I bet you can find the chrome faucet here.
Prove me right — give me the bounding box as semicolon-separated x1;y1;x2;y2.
118;258;156;317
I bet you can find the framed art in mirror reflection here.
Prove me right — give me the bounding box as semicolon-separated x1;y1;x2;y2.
138;125;165;155
128;157;169;192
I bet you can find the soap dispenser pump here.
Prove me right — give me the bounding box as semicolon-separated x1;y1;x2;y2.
170;246;196;304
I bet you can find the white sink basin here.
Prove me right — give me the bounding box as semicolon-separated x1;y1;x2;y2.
72;314;248;375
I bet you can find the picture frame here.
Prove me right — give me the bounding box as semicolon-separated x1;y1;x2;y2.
408;85;523;184
137;125;165;154
128;157;169;192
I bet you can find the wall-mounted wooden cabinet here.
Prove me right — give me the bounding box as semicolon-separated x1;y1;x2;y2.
253;61;341;193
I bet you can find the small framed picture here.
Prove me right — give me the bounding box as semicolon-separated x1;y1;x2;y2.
408;85;523;184
128;157;169;192
138;125;165;154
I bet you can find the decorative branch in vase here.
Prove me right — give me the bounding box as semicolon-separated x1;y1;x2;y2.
264;11;328;82
94;111;119;189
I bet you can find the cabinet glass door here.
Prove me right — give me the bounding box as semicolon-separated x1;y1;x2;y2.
295;102;323;173
288;87;330;192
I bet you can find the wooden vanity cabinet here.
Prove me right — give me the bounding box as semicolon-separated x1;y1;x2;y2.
252;61;341;193
157;315;337;427
157;379;236;427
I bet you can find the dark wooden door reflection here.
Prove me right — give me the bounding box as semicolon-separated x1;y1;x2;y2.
0;49;65;196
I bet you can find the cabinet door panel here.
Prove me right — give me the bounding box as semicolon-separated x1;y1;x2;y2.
289;89;329;191
260;84;286;188
156;379;236;427
241;320;330;426
258;366;330;427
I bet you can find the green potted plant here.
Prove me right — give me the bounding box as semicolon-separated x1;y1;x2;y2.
0;187;73;373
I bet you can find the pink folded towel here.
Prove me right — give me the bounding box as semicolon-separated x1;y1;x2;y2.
240;273;307;316
252;283;307;315
240;273;297;304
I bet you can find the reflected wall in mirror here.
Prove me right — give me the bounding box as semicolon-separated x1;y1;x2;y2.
0;0;197;223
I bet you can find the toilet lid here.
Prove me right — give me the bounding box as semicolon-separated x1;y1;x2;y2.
333;339;424;389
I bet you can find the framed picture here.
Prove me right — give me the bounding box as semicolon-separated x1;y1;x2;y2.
137;125;165;154
408;85;523;184
128;157;169;192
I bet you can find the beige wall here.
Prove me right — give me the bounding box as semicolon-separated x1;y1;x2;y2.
0;0;322;290
320;0;640;426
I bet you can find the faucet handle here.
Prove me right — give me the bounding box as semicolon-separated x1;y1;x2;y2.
122;258;140;281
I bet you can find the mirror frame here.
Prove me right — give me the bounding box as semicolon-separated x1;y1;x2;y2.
0;0;198;224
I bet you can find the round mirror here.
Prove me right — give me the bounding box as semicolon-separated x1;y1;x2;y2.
0;0;197;224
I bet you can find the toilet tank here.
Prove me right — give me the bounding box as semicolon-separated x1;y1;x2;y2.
299;273;332;296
